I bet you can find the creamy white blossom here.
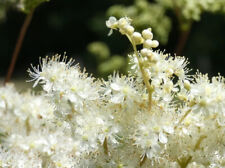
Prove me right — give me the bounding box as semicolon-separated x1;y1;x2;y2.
0;16;224;167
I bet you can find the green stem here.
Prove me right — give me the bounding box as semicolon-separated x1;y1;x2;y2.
126;35;153;110
132;44;153;110
177;156;192;168
175;109;191;129
194;135;207;151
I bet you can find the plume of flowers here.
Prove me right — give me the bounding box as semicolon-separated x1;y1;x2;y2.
0;16;225;167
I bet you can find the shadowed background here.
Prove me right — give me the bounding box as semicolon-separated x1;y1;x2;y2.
0;0;225;89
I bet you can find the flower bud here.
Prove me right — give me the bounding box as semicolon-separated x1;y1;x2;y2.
119;28;126;35
106;16;118;29
118;18;129;28
146;50;154;58
184;80;191;90
140;48;148;57
124;25;134;35
151;40;159;48
144;39;153;49
177;93;188;101
166;68;174;76
142;28;153;40
164;81;173;93
149;52;159;63
132;32;144;45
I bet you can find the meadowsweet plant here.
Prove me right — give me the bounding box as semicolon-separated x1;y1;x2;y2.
87;0;171;77
88;0;225;77
1;16;225;168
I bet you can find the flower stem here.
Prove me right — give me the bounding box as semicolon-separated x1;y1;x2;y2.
177;156;192;168
194;135;207;151
126;35;153;110
171;0;192;56
4;9;35;85
175;24;192;56
103;137;109;156
140;154;147;167
132;44;153;111
175;109;191;129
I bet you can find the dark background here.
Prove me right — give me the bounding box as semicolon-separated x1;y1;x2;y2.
0;0;225;82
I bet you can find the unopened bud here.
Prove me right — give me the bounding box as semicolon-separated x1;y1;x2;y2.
184;80;191;90
165;81;173;93
118;18;129;28
177;93;188;101
142;28;153;40
166;68;174;76
150;52;159;62
151;40;159;48
146;50;154;58
124;25;134;35
106;16;118;29
132;32;144;45
144;39;153;49
140;48;148;57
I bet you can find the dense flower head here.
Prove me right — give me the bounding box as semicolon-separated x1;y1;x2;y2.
0;16;225;167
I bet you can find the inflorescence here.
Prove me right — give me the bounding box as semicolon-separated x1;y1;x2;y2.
0;17;225;168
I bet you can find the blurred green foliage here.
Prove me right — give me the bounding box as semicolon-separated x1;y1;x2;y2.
22;0;49;13
97;55;127;77
88;0;172;77
87;42;110;62
157;0;225;21
0;0;49;18
87;0;225;77
0;0;224;79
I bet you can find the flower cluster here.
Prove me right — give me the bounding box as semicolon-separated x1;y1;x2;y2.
107;0;172;44
157;0;225;21
0;16;225;167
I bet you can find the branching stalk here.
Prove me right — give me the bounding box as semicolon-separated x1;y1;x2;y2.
194;135;207;151
175;109;192;129
133;44;153;109
126;35;153;110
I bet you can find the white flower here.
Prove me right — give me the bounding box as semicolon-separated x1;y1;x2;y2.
187;74;225;117
106;16;118;29
105;73;144;105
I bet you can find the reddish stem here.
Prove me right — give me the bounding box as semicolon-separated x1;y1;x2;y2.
175;25;192;56
4;9;34;85
171;0;192;56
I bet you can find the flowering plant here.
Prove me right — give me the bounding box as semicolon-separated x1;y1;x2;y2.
0;16;225;168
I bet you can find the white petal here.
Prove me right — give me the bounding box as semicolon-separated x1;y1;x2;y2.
106;16;117;28
110;83;121;91
163;126;174;134
111;94;124;104
159;132;168;144
108;29;113;36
